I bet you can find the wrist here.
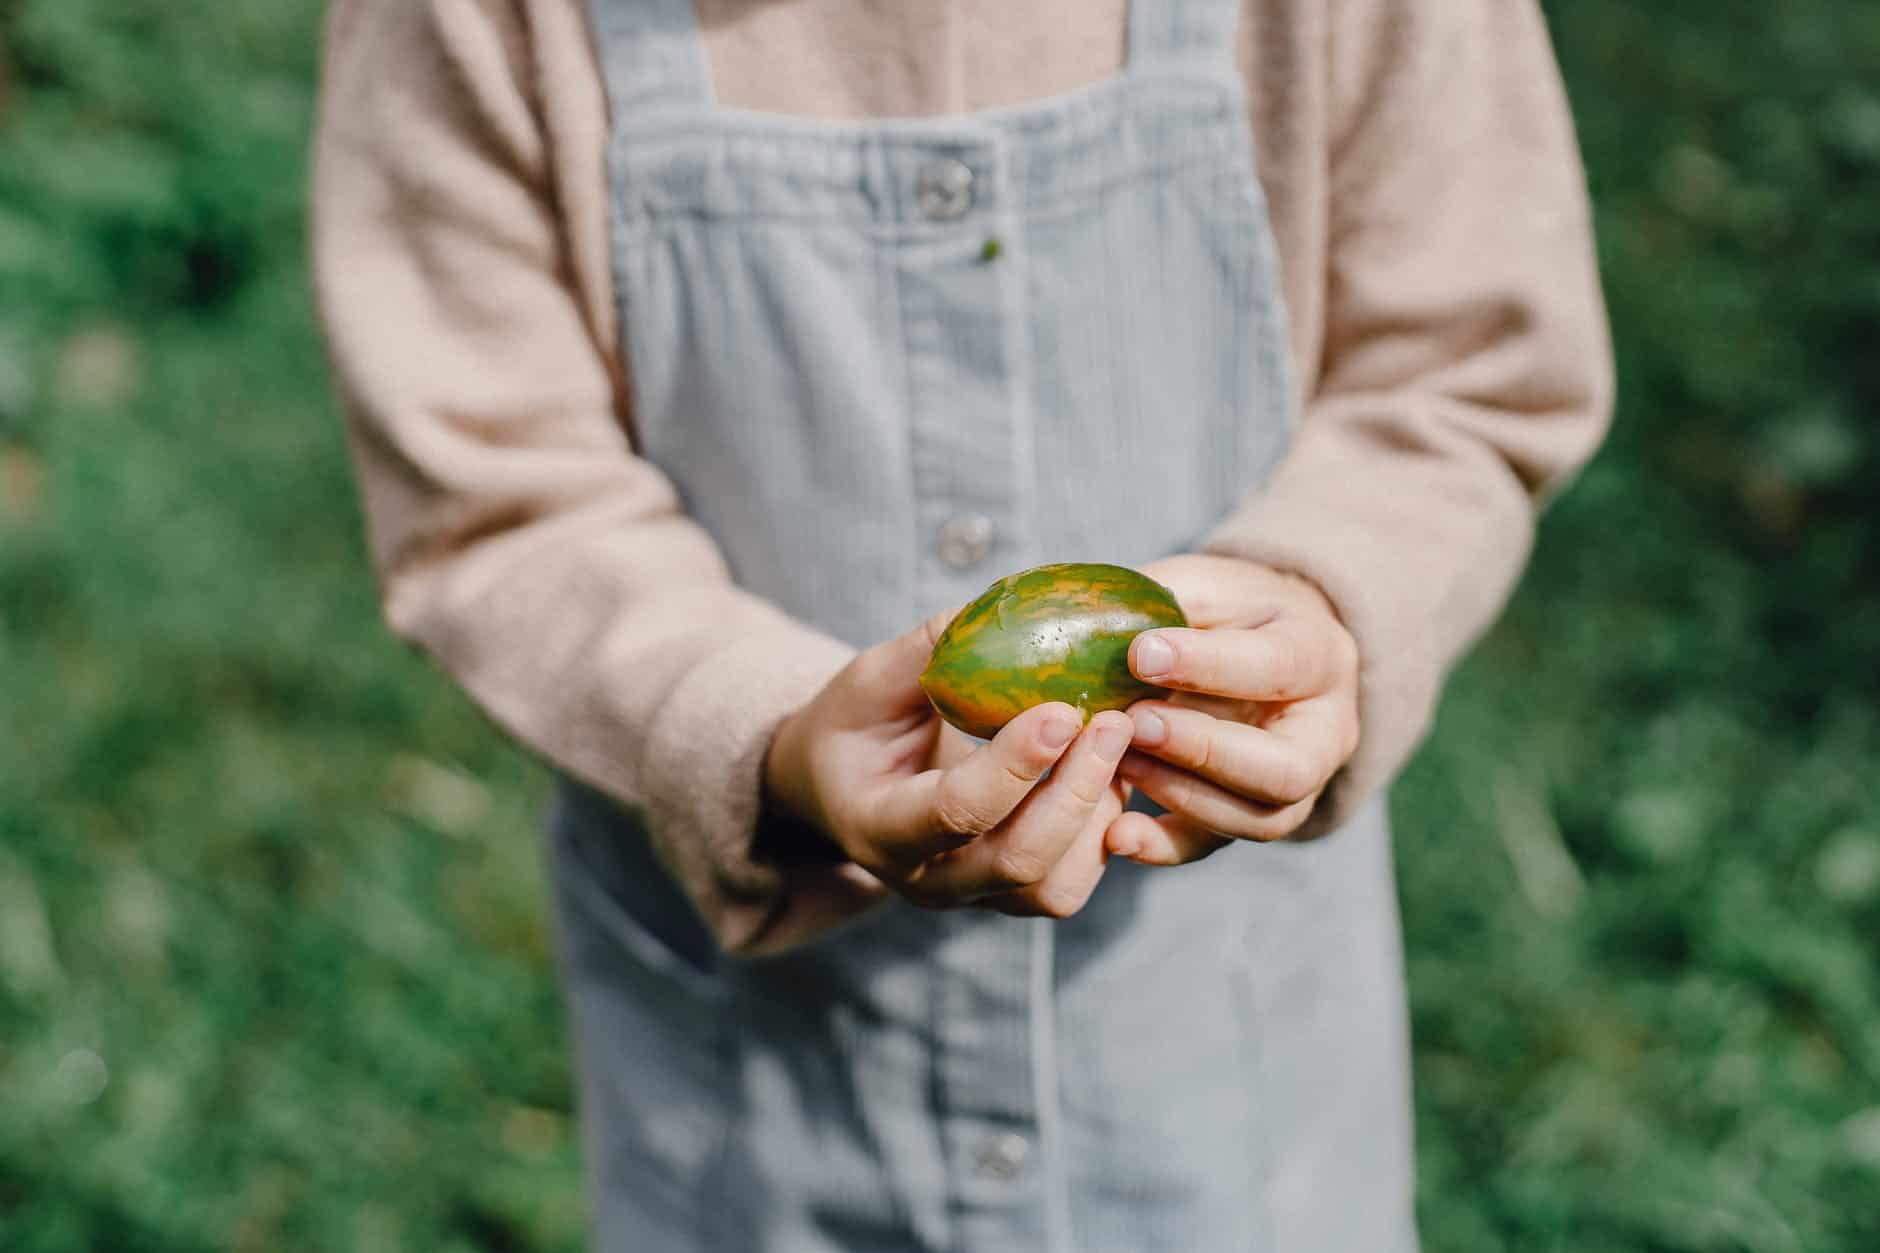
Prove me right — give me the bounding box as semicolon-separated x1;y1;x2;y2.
757;710;846;866
763;707;813;822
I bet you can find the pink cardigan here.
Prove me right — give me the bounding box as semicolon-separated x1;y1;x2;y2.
311;0;1614;954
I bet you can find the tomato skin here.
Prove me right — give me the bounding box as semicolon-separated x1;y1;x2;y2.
918;562;1188;740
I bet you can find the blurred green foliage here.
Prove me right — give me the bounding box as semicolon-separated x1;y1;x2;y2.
0;1;1876;1249
0;3;579;1249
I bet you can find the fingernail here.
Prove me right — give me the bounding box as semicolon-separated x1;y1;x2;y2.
1092;721;1130;761
1134;634;1174;679
1131;708;1167;747
1040;712;1079;750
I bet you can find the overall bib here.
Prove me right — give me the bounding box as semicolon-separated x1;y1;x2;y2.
550;2;1418;1248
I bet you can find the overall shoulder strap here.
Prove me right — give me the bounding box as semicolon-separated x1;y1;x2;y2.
586;0;715;119
1127;0;1242;73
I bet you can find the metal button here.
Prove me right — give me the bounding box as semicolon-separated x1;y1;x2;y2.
974;1132;1030;1180
916;158;976;220
937;513;995;569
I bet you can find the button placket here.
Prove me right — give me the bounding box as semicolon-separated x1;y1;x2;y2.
930;917;1048;1249
898;139;1023;618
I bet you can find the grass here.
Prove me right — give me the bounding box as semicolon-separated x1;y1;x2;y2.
2;1;1877;1248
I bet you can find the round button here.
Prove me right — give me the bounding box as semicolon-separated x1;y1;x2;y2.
917;158;976;220
937;513;995;569
974;1132;1030;1180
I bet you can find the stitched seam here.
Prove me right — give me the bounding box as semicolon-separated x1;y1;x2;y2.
1029;920;1074;1253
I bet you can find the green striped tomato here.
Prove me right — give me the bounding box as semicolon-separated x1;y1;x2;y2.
918;562;1188;740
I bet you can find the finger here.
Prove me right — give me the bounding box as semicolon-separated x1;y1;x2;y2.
1125;700;1338;809
1137;555;1337;630
980;782;1122;918
872;701;1082;867
1129;617;1352;704
1163;689;1262;721
843;603;968;721
1115;751;1318;843
1135;559;1280;630
910;711;1133;901
1262;693;1364;767
1104;809;1232;866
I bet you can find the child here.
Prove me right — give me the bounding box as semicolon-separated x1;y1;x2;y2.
313;1;1611;1248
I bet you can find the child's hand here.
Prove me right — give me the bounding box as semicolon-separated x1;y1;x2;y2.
765;611;1131;919
1104;554;1361;865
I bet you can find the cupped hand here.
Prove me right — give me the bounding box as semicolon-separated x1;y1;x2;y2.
764;609;1132;919
1104;554;1360;865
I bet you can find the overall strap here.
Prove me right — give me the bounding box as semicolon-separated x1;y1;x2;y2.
586;0;715;119
1127;0;1242;73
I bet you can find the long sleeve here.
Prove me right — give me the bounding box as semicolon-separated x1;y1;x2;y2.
310;0;886;956
1204;0;1615;838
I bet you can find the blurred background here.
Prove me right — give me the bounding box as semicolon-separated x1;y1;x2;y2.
2;1;1877;1249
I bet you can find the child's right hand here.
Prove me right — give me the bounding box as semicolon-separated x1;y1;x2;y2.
764;610;1133;919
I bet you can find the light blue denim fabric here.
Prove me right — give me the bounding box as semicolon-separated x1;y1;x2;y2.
551;2;1419;1249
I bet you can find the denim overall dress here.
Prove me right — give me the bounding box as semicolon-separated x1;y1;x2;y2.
548;2;1419;1249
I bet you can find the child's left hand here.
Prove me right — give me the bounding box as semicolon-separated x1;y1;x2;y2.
1103;554;1360;865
